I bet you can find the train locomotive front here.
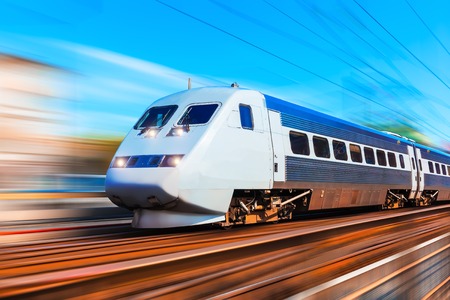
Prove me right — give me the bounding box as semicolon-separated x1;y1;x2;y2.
105;87;274;228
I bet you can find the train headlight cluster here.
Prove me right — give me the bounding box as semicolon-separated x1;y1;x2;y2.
111;155;184;168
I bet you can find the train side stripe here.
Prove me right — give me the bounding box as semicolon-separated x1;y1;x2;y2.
286;156;410;185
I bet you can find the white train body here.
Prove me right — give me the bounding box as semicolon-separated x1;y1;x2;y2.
105;86;450;228
106;87;274;227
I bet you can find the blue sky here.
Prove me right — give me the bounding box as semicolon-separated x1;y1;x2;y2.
1;0;449;150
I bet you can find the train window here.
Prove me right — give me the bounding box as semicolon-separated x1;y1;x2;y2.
387;152;397;168
289;131;310;155
239;104;254;130
350;144;362;163
364;147;375;165
435;162;441;174
313;136;330;158
411;158;416;170
178;103;219;126
442;165;447;176
332;140;348;161
376;150;387;166
399;154;405;169
134;105;178;129
428;161;434;173
419;159;423;171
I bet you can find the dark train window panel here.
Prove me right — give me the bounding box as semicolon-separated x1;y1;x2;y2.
435;162;441;174
239;104;254;130
442;164;447;175
399;154;405;169
419;159;423;171
313;136;330;158
178;103;219;126
411;158;416;170
333;140;348;161
350;144;362;163
289;131;310;155
387;152;397;168
376;150;387;166
364;147;375;165
428;161;434;173
134;105;178;129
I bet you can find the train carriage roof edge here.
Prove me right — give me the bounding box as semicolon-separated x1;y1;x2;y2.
264;94;406;143
263;93;450;161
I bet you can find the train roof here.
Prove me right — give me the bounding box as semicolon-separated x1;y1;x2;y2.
153;86;412;146
263;94;412;145
146;86;449;159
415;143;450;162
263;93;450;161
149;86;241;107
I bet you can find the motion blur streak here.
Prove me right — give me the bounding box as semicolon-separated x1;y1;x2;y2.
0;54;117;193
1;205;449;298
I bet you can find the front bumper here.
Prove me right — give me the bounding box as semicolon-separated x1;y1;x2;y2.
132;208;225;228
105;168;179;209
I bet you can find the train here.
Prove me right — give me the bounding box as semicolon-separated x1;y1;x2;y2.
105;85;450;228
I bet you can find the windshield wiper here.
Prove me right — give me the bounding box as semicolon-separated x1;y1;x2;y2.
183;114;190;132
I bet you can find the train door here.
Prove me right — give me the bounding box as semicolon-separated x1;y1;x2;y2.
407;145;424;199
268;110;285;182
407;145;417;199
415;146;424;198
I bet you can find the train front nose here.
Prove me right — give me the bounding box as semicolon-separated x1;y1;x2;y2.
105;168;179;209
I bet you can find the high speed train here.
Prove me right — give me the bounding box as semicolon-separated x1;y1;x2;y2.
105;85;450;228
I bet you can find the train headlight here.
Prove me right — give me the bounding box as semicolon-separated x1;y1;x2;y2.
175;128;184;136
160;155;184;167
166;127;189;137
112;156;131;168
138;127;161;138
146;128;160;138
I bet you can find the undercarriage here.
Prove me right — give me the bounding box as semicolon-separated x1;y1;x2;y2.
221;189;311;227
221;186;440;227
417;190;439;206
382;189;437;209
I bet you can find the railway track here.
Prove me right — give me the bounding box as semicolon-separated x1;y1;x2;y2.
1;205;449;299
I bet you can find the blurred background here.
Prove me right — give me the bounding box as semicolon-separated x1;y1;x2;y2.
0;0;449;193
0;54;114;192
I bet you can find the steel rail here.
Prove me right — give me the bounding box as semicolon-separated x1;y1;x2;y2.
0;204;449;298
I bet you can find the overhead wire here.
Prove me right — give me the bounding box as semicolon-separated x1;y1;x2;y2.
292;0;418;95
353;0;450;91
405;0;450;56
272;0;419;100
156;1;404;113
287;0;435;129
348;0;450;141
217;0;441;135
339;3;419;92
155;0;450;143
211;0;388;90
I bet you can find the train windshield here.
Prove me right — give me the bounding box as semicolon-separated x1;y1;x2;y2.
134;105;178;129
177;103;219;126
